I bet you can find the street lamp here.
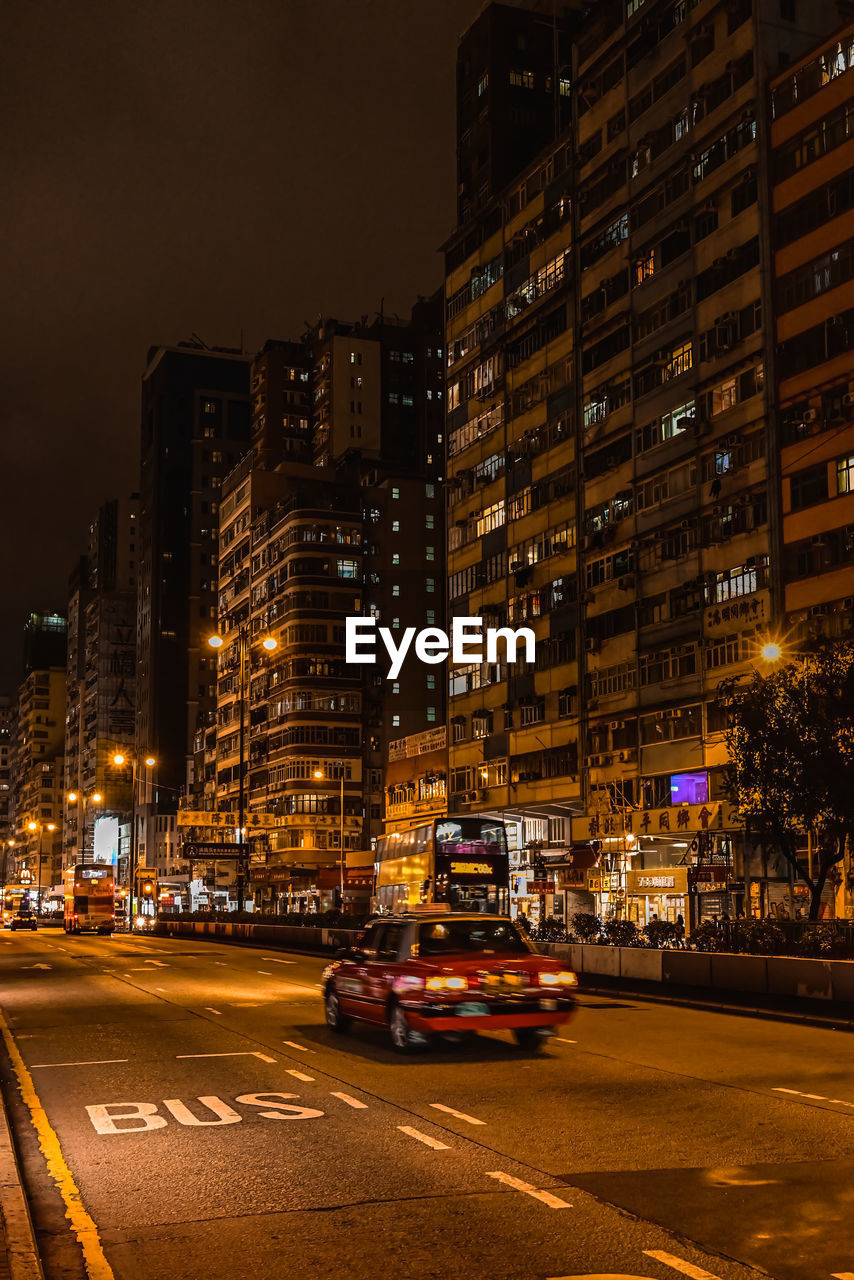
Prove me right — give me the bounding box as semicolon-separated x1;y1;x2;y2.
111;752;156;929
314;767;346;909
66;790;103;866
208;627;277;912
26;821;57;914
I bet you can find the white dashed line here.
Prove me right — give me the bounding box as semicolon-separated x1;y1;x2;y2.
773;1086;854;1106
257;971;273;976
286;1070;315;1082
283;1040;314;1053
485;1171;570;1209
643;1250;722;1279
176;1051;275;1063
331;1092;368;1109
155;986;166;991
554;1037;577;1044
31;1059;129;1069
429;1103;485;1126
204;1008;222;1015
398;1126;450;1150
262;957;297;965
831;1272;854;1278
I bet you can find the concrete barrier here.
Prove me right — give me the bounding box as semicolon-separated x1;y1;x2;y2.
767;956;832;1000
157;920;854;1012
620;948;663;982
662;951;713;987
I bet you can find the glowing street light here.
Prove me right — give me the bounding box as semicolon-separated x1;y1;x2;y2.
760;641;783;663
112;752;126;766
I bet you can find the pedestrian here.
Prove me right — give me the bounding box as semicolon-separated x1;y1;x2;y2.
675;913;685;948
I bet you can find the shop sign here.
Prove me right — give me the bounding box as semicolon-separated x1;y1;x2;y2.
586;873;614;892
451;861;494;876
573;801;742;841
626;867;689;895
177;810;282;829
704;590;768;633
726;881;745;892
560;868;588;890
527;880;555;894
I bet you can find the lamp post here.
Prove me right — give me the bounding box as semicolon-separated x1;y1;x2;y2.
209;627;277;913
111;752;155;929
66;790;103;867
314;766;345;910
26;821;57;915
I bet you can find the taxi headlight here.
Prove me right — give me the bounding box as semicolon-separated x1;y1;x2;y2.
539;970;578;987
425;975;469;992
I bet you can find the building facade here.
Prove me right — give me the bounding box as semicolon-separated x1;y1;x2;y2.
136;343;251;869
444;0;845;927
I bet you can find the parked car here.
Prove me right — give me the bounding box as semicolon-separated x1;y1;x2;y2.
322;912;577;1052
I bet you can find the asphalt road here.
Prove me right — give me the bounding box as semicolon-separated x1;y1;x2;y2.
0;930;853;1280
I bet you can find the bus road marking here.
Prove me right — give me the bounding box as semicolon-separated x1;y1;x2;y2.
31;1059;129;1069
332;1092;368;1109
286;1070;315;1082
176;1052;276;1063
429;1103;485;1125
643;1251;723;1279
0;1010;118;1278
398;1126;449;1150
485;1171;571;1209
283;1041;314;1053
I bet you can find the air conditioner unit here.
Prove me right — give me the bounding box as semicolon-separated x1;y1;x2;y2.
802;409;819;424
680;519;692;530
609;720;622;730
843;393;854;408
619;749;636;763
585;637;600;653
509;559;523;572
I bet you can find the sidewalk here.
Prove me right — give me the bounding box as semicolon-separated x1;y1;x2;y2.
0;1078;43;1280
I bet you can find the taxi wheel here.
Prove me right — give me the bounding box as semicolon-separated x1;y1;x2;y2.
325;986;349;1033
513;1027;547;1050
388;1001;425;1054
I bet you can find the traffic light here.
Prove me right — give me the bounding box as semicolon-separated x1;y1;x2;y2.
141;879;154;897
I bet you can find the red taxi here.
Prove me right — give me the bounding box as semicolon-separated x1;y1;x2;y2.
322;913;577;1052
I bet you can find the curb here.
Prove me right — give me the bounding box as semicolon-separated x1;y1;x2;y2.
0;1074;44;1280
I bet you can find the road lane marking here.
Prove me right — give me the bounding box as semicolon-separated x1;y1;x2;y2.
204;1008;222;1015
214;962;228;966
229;1002;262;1007
283;1040;314;1053
31;1059;129;1068
144;960;168;967
832;1273;854;1278
257;971;273;975
773;1086;854;1106
0;1008;117;1279
485;1171;570;1209
331;1092;368;1109
644;1251;723;1278
155;986;166;991
176;1052;276;1063
429;1103;485;1125
262;957;297;964
398;1126;450;1150
286;1070;315;1082
554;1037;577;1044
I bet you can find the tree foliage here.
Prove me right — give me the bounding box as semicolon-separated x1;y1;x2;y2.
718;641;854;919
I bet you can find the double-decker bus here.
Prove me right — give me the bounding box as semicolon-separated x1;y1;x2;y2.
2;885;33;927
64;864;115;934
374;817;510;915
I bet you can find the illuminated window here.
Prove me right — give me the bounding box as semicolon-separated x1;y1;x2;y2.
664;341;693;380
837;454;854;494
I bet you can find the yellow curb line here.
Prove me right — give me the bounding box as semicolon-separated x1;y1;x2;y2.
0;1009;115;1280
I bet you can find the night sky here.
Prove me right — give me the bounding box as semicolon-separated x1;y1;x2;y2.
0;0;484;690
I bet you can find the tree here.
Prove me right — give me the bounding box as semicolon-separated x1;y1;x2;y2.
718;641;854;920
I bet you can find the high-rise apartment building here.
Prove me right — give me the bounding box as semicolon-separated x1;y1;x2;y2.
771;22;854;633
12;613;67;899
63;496;139;870
445;0;844;928
137;343;251;864
194;300;444;909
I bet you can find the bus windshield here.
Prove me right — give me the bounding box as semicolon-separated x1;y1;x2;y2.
417;918;530;957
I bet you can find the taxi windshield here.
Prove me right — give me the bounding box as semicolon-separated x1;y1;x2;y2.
417;919;529;957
